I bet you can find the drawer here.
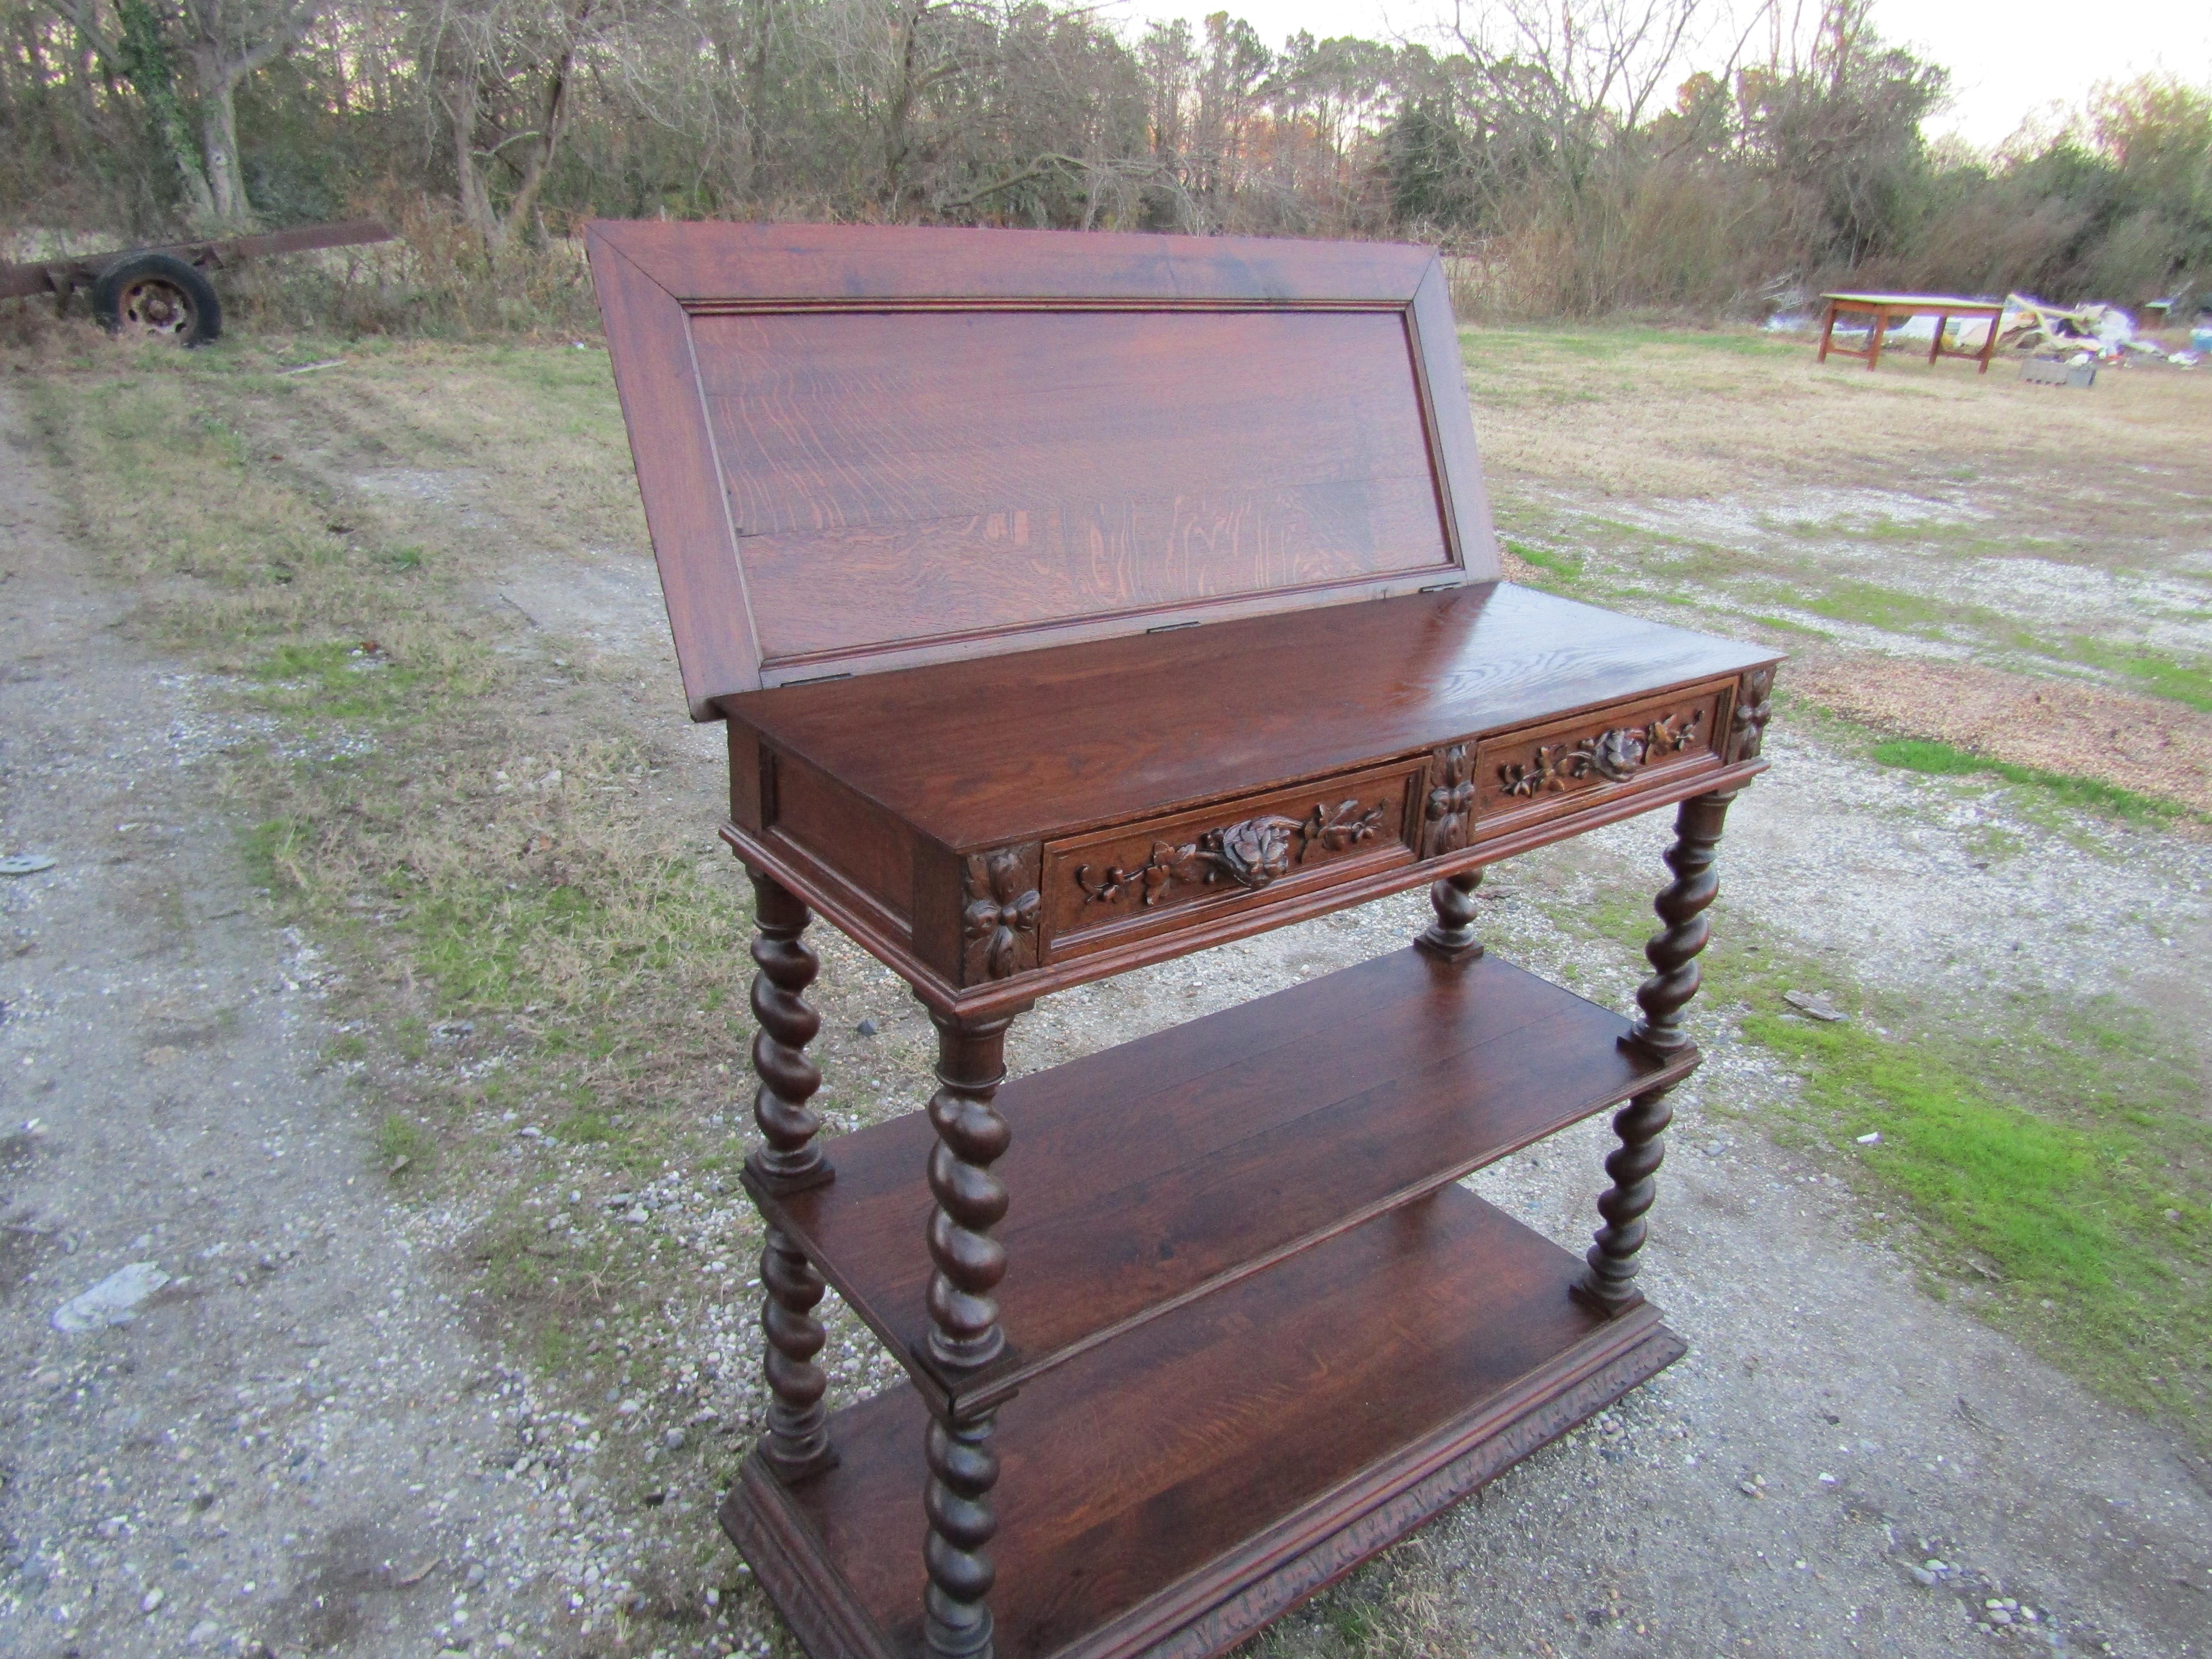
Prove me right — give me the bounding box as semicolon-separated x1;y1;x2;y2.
1042;760;1420;960
1474;682;1728;830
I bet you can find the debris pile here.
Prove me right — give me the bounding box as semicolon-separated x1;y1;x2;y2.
1997;294;2199;368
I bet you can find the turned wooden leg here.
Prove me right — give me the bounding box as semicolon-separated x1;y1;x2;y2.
925;1410;1001;1659
1577;1083;1675;1313
742;869;837;1481
744;869;831;1194
1623;789;1735;1057
1579;789;1736;1313
758;1225;836;1480
1415;866;1485;960
923;1009;1016;1371
920;1007;1019;1659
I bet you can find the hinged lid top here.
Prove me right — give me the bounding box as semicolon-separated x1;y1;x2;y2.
587;221;1498;717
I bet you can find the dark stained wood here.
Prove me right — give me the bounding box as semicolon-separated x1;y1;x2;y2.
1623;789;1737;1059
746;872;839;1482
691;307;1452;676
760;1224;839;1481
1475;682;1723;832
730;746;1767;1024
722;580;1778;1015
585;220;1498;712
587;221;1778;1659
723;1188;1684;1659
1575;1085;1677;1316
590;220;1438;307
585;231;763;722
745;872;831;1194
1043;759;1418;958
758;948;1695;1418
921;1012;1021;1374
1416;867;1484;960
724;582;1771;852
1725;664;1777;763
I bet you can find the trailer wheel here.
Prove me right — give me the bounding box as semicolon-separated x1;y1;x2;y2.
92;253;222;346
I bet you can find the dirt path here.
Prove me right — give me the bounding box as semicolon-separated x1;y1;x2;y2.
5;359;2211;1659
0;391;598;1659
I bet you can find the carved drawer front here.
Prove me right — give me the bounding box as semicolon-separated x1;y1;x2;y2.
1475;683;1728;828
1042;761;1420;960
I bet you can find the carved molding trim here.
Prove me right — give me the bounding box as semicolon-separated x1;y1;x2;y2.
1075;797;1388;910
1726;666;1776;763
1498;707;1705;799
1421;744;1476;859
961;848;1040;981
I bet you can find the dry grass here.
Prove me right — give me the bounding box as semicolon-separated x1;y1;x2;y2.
1461;324;2212;519
1791;655;2212;817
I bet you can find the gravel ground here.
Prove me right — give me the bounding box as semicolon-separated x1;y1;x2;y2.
5;380;2211;1659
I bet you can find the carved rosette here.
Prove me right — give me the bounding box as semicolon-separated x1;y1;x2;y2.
1421;744;1475;859
1726;666;1776;763
962;848;1040;983
1499;708;1706;799
1074;796;1389;910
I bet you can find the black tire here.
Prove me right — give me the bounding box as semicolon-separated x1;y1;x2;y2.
91;252;222;346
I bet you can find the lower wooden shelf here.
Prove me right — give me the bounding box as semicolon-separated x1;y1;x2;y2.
723;1185;1684;1659
760;946;1693;1415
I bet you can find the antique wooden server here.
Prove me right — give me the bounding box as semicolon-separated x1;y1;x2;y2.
586;219;1781;1659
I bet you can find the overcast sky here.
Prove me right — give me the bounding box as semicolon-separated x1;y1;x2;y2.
1099;0;2212;151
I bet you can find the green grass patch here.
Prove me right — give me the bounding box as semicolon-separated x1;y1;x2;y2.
1462;323;1798;361
247;640;428;720
1738;978;2209;1430
1506;539;1584;586
557;1109;615;1144
1798;579;1963;635
376;1113;435;1177
2067;641;2212;713
1872;738;2191;826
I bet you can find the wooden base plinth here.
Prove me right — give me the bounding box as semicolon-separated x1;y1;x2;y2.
723;1187;1684;1659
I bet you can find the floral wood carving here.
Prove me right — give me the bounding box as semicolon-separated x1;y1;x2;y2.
962;848;1040;981
1499;708;1707;799
1421;744;1476;859
1726;666;1776;762
1074;797;1389;909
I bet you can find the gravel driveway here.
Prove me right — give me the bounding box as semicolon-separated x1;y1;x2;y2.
4;374;2209;1659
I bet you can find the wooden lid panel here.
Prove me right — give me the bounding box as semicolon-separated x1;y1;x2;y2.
586;221;1498;713
692;306;1452;673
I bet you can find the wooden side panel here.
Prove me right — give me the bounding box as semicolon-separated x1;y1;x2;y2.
769;753;914;917
1409;259;1499;581
690;308;1454;673
726;723;766;832
585;228;761;717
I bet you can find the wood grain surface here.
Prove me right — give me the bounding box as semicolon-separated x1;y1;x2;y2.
759;946;1695;1414
724;582;1774;848
729;1186;1676;1659
585;220;1498;708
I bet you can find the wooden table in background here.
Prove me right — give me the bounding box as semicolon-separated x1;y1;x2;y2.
589;219;1783;1659
1818;292;2005;372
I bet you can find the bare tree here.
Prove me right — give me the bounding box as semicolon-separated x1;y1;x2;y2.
427;0;608;250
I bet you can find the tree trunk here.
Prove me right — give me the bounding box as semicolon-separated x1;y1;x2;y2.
194;63;251;224
881;0;925;213
496;23;583;247
447;62;499;249
110;0;218;224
